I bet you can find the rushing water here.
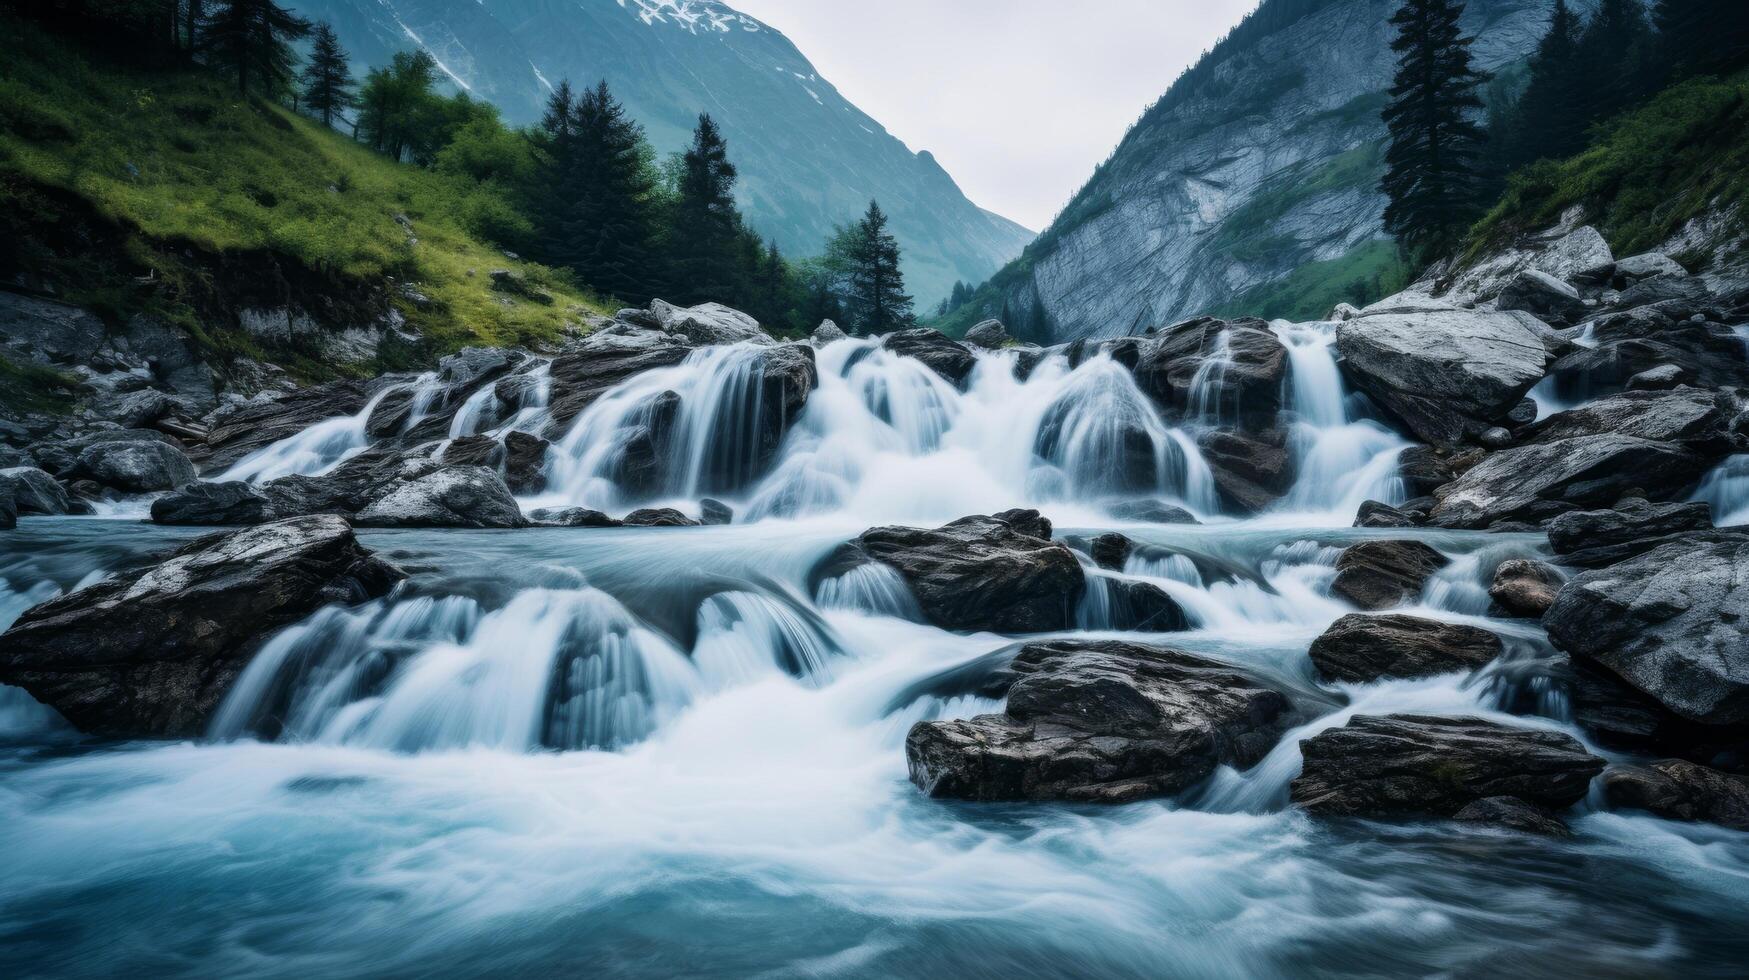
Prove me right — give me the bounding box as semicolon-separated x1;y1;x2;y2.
3;325;1747;977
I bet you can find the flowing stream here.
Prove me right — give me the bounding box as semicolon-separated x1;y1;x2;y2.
2;328;1746;977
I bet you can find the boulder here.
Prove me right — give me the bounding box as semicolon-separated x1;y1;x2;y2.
906;640;1295;802
847;510;1084;633
1089;532;1132;571
1197;428;1295;514
1133;317;1287;427
0;516;403;736
528;507;621;528
1290;714;1605;817
1452;796;1570;836
1330;539;1449;610
1353;500;1417;528
544;332;693;435
1496;269;1587;325
963;319;1010;350
1612;252;1687;284
1545;499;1715;568
1525;388;1737;454
1428;435;1712;529
0;466;73;515
622;507;700;527
1309;614;1502;683
1488;559;1563;617
438;346;523;391
1602;760;1749;831
1099;577;1188;632
502;431;550;494
1441;220;1613;302
105;388;181;429
1615;274;1712;311
1544;537;1749;726
881;328;977;388
73;439;197;493
1335;304;1553;445
201;378;383;473
699;498;733;526
650;299;771;346
354;466;525;528
1625;364;1693;391
150;481;276;526
811;319;847;343
1396;446;1457;497
1107;499;1201;524
1545;329;1749;398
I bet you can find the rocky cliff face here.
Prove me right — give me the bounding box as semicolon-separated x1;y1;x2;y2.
287;0;1033;307
982;0;1579;342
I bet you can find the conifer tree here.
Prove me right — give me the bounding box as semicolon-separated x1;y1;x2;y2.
557;80;661;302
667;113;742;304
199;0;310;97
829;200;913;335
1652;0;1749;78
1577;0;1653;123
299;21;354;128
1379;0;1491;260
1498;0;1585;167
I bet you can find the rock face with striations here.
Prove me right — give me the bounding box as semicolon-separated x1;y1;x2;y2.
1329;539;1449;610
841;510;1084;633
1291;714;1605;817
906;639;1296;802
1545;499;1716;568
880;329;977;388
1132;317;1288;426
1309;614;1502;683
1602;760;1749;831
354;465;526;529
0;516;403;736
1427;435;1713;529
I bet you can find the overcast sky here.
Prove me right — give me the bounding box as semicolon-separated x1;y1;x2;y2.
731;0;1258;231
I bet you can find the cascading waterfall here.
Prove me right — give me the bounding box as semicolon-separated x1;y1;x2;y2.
1186;328;1236;424
218;385;405;483
1271;320;1407;517
1692;454;1749;526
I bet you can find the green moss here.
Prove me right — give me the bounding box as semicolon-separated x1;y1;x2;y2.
1210;239;1411;322
1466;69;1749;262
0;15;611;373
0;355;80;416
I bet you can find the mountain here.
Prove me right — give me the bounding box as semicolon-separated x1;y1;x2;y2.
961;0;1581;341
284;0;1033;308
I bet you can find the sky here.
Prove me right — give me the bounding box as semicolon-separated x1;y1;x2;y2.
731;0;1258;232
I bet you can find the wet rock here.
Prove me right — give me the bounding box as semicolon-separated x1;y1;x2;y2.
811;319;847;343
621;507;700;527
1107;499;1201;524
1615;274;1711;311
1291;714;1605;817
1477;426;1513;449
1544;329;1749;399
1133;317;1287;427
1396;446;1456;498
1497;269;1587;325
438;346;523;391
150;481;277;526
1090;532;1132;571
963;319;1010;350
1335;304;1554;445
1612;252;1687;284
650;299;771;346
1545;499;1715;568
544;332;693;435
1525;388;1736;454
1330;539;1449;610
0;484;13;530
0;466;74;515
1353;500;1417;528
1488;559;1563;617
201;378;382;474
850;510;1083;633
1452;796;1570;836
881;328;977;388
105;389;181;429
1544;537;1749;727
528;507;621;528
354;466;525;528
73;439;197;493
0;516;403;736
1427;435;1711;529
1100;577;1188;632
1602;760;1749;831
1309;614;1502;683
1197;428;1294;514
906;639;1295;802
1625;364;1692;391
699;498;733;526
502;431;549;494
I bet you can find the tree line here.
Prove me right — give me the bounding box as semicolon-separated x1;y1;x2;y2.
1380;0;1749;261
15;0;919;336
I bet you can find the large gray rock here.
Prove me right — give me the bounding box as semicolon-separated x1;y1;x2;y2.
963;319;1010;350
1428;435;1713;529
0;293;106;368
881;328;977;388
0;466;74;515
1134;317;1287;427
0;516;403;736
543;331;694;435
1602;760;1749;831
1612;252;1687;283
906;639;1296;802
842;510;1084;633
1488;558;1563;617
1546;499;1716;568
1526;388;1738;454
1336;304;1554;445
73;439;197;493
354;466;525;528
1291;714;1605;817
149;481;277;526
202;378;384;473
1544;537;1749;727
811;319;847;343
650;299;772;346
1197;428;1295;514
1309;614;1502;683
1330;539;1449;610
1496;269;1587;325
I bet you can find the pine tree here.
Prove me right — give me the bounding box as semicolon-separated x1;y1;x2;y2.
1653;0;1749;78
1379;0;1491;260
199;0;310;98
556;80;662;302
1577;0;1653;123
1499;0;1585;167
667;113;742;304
830;200;913;335
299;21;354;128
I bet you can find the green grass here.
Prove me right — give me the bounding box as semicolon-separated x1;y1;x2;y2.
1466;69;1749;262
0;16;611;374
0;355;80;415
1210;238;1411;322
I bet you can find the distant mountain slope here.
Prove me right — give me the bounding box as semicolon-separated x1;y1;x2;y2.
286;0;1034;307
961;0;1579;341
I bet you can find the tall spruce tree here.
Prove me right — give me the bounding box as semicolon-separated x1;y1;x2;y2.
830;200;913;335
299;21;354;128
199;0;310;97
1380;0;1491;260
556;80;661;303
1499;0;1585;167
1653;0;1749;78
667;113;742;304
1577;0;1653;123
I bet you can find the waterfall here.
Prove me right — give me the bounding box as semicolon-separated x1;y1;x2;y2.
218;385;404;483
1692;454;1749;526
815;562;924;621
1186;329;1236;424
1271;320;1406;516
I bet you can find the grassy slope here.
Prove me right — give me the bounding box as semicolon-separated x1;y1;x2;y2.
1466;69;1749;262
0;16;610;378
